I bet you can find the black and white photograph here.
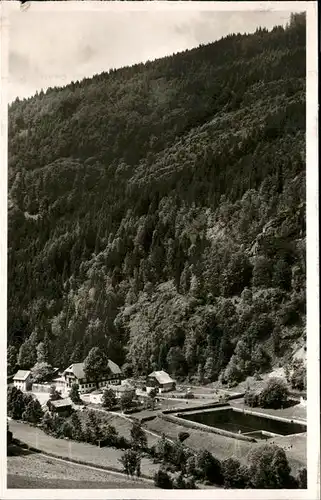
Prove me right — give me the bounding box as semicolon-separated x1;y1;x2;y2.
1;1;319;498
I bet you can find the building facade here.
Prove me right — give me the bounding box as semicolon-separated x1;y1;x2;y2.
146;370;175;393
13;370;32;392
63;359;122;394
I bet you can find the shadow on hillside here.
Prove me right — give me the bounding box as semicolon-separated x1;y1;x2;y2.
282;398;301;409
7;442;39;457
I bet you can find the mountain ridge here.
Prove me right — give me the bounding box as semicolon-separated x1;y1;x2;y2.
8;14;306;388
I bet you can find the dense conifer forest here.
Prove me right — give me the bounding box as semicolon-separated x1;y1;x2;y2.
8;14;306;385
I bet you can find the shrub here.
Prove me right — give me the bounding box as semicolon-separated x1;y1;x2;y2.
248;444;293;488
22;398;43;424
195;449;223;485
289;360;306;391
184;476;197;489
116;435;131;450
61;420;73;439
244;390;259;407
130;420;147;450
178;431;190;443
120;391;134;411
183;392;195;399
173;472;196;489
120;449;141;477
69;383;81;404
41;411;53;433
102;387;117;409
170;441;187;472
259;378;289;409
185;455;196;477
70;412;84;441
173;472;186;489
296;467;307;488
222;458;250;488
7;387;27;420
154;468;173;489
50;413;66;438
156;434;173;464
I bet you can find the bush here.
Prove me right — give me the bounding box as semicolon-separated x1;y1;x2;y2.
259;377;289;409
183;392;195;399
22;399;43;424
156;434;173;464
101;423;118;447
195;449;223;485
116;435;131;450
296;467;307;488
178;431;190;443
185;455;196;477
154;468;173;489
222;458;250;488
120;449;141;477
248;444;293;488
7;387;31;420
130;420;147;450
172;472;196;489
69;383;81;404
244;390;259;407
102;387;117;409
61;420;73;439
120;391;134;411
289;360;306;391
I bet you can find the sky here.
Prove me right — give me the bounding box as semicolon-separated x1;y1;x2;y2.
5;3;294;102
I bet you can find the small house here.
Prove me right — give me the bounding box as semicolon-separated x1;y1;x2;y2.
63;359;122;394
47;397;73;417
146;370;175;393
109;383;136;399
13;370;32;392
89;383;136;405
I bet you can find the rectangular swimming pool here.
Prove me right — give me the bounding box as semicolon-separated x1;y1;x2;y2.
179;408;306;437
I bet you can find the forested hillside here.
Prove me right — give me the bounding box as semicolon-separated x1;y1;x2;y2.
8;14;306;386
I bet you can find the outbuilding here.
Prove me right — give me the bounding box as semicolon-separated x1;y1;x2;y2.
13;370;32;392
146;370;175;393
47;397;73;417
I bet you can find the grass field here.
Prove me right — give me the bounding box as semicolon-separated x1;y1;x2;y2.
9;420;158;478
7;452;155;489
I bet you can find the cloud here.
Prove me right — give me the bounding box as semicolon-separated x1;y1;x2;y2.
7;8;291;102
